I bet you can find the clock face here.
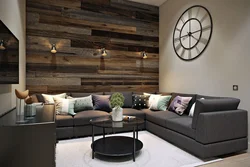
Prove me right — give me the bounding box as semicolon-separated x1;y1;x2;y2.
173;5;213;61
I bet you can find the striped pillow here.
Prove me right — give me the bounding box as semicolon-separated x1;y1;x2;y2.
53;97;76;116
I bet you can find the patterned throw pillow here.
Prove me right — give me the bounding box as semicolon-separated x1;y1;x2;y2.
144;93;161;107
149;95;172;111
53;97;76;116
132;94;150;110
42;93;66;103
168;96;192;115
92;95;112;112
68;95;93;112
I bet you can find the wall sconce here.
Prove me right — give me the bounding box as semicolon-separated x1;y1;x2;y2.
0;40;6;50
101;48;107;56
142;51;147;59
51;44;57;53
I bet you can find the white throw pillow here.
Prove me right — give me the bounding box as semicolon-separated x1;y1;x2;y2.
42;93;66;103
189;98;205;117
53;97;76;116
143;93;161;108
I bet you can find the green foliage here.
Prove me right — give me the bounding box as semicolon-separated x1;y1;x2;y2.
110;92;125;108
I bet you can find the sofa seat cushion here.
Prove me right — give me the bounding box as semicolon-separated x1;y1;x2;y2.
56;115;74;127
111;108;145;119
74;110;110;126
142;109;179;127
165;116;195;139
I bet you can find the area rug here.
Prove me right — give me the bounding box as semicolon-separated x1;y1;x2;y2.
56;131;222;167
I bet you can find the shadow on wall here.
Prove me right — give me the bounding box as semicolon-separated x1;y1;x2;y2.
0;85;11;93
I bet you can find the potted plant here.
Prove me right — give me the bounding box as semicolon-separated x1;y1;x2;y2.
110;92;125;122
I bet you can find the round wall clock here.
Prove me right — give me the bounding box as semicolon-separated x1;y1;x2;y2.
173;5;213;61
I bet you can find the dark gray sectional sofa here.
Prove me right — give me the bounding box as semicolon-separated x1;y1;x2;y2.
43;92;248;159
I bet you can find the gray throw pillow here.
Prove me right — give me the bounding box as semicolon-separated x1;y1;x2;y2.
92;95;112;112
73;95;94;112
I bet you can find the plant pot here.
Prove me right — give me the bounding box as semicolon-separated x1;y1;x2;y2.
112;107;123;122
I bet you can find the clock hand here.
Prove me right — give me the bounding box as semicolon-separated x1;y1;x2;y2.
191;34;199;41
190;29;201;34
180;34;189;38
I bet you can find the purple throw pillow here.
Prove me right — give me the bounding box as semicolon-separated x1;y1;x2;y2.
168;96;192;115
92;95;112;112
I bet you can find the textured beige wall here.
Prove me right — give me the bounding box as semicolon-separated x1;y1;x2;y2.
160;0;250;139
0;0;26;114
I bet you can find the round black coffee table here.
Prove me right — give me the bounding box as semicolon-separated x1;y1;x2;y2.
90;116;144;162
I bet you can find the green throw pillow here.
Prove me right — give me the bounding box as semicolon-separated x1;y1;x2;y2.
73;95;94;112
149;95;172;111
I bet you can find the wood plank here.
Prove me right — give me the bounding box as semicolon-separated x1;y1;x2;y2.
110;0;159;15
26;77;81;86
46;85;158;93
62;7;158;29
27;12;39;25
27;2;62;15
110;38;158;48
39;14;137;34
27;22;91;35
27;63;99;73
136;27;159;37
27;85;48;93
91;30;158;42
70;39;128;51
27;0;82;9
71;39;159;53
26;55;137;67
81;0;110;6
31;72;158;80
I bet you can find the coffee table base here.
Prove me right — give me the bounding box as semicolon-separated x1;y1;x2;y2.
91;136;143;161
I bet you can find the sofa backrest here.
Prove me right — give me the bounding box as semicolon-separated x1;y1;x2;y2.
192;98;240;129
196;94;231;100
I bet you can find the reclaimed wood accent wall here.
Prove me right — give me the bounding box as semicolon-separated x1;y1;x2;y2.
26;0;159;94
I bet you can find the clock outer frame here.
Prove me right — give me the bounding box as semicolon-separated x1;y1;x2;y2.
173;5;213;61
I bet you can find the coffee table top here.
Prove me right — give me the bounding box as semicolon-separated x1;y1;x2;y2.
90;116;144;128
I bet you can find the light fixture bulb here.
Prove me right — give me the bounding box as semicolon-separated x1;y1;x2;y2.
51;44;57;53
0;40;6;50
142;51;147;59
101;48;107;56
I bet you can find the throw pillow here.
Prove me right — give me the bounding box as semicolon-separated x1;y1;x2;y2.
92;95;112;112
53;97;76;116
36;94;45;103
42;93;66;103
149;95;172;111
73;95;94;112
144;93;161;108
189;98;205;117
168;96;192;115
132;94;150;110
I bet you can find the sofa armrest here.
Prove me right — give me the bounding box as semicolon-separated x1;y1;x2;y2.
192;98;240;129
195;110;248;144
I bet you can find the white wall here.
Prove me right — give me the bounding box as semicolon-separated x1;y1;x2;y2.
160;0;250;139
0;0;26;114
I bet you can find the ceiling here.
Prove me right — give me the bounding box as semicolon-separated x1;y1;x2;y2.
129;0;167;6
